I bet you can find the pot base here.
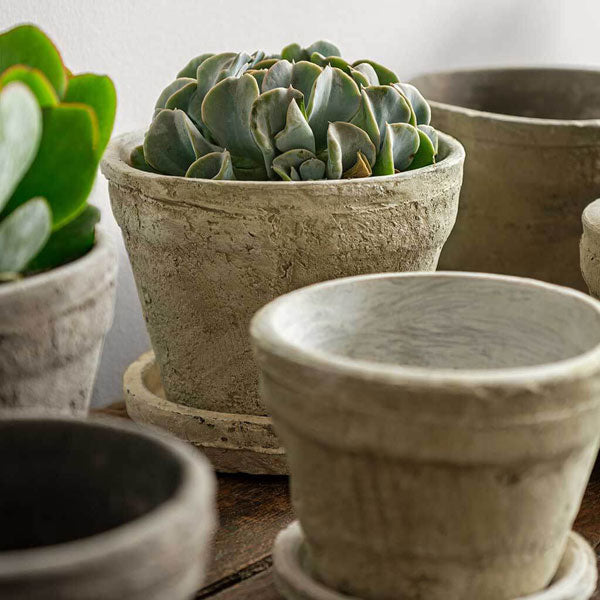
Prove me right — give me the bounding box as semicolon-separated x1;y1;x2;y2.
123;351;287;475
273;522;597;600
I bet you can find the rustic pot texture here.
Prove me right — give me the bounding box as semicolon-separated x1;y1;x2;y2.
410;68;600;291
251;272;600;600
581;198;600;298
0;229;117;415
0;415;217;600
101;131;464;416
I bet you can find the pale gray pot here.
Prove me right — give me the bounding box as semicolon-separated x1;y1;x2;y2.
0;229;117;415
101;131;464;416
410;67;600;291
581;198;600;298
0;415;217;600
251;272;600;600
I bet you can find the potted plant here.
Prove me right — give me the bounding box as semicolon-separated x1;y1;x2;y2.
0;24;117;414
409;67;600;291
102;41;464;471
250;271;600;600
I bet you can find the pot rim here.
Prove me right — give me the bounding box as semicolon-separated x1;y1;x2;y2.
250;271;600;389
583;198;600;233
0;226;115;301
0;414;215;579
410;65;600;128
100;129;465;194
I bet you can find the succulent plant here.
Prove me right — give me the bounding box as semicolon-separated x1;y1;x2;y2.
0;24;116;281
135;41;437;181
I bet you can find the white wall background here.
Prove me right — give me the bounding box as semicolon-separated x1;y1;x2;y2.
3;0;600;405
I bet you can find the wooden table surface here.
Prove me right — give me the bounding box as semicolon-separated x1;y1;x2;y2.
96;403;600;599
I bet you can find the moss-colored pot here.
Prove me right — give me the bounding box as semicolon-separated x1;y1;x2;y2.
410;67;600;291
0;229;117;415
251;272;600;600
101;131;464;416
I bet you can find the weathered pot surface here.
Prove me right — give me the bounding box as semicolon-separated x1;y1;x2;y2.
251;271;600;600
410;67;600;291
581;198;600;298
0;228;117;415
0;415;217;600
101;131;464;417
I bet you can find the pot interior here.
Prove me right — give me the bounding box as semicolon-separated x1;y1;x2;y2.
411;68;600;120
267;274;600;370
0;420;183;551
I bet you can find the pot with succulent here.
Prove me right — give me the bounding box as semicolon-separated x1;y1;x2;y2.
101;41;465;473
0;24;117;415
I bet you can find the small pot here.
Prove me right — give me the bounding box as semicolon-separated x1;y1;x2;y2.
101;132;464;417
0;229;117;415
410;67;600;291
0;415;217;600
251;272;600;600
581;198;600;298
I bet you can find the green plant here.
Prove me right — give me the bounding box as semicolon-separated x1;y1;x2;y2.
0;24;116;281
134;41;437;181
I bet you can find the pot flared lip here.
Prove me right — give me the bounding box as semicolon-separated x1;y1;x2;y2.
582;198;600;234
0;414;216;579
250;271;600;390
410;65;600;128
100;129;465;192
0;226;116;301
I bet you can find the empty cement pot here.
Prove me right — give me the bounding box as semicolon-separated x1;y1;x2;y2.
410;67;600;291
101;132;464;418
581;198;600;298
0;415;216;600
251;272;600;600
0;229;117;415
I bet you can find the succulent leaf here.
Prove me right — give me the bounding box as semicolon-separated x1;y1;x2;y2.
299;157;326;180
130;145;158;173
306;40;341;58
186;150;236;180
250;50;266;67
351;63;379;86
274;98;315;154
0;65;58;107
352;60;398;85
220;52;252;79
418;124;438;154
290;61;322;104
247;69;267;88
307;66;361;151
373;122;420;175
154;78;195;116
408;127;436;170
0;197;51;273
0;83;42;212
321;56;352;74
165;80;197;112
202;74;263;162
262;60;293;92
177;53;214;78
272;149;316;181
281;43;307;62
326;121;376;179
253;58;279;70
343;151;372;179
394;82;431;125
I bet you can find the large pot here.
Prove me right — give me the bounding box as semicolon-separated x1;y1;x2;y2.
0;415;217;600
251;272;600;600
101;131;464;416
410;67;600;291
581;198;600;298
0;229;117;415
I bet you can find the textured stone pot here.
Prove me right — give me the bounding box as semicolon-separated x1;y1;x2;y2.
0;229;117;415
101;131;464;416
581;198;600;298
410;67;600;291
0;415;217;600
251;272;600;600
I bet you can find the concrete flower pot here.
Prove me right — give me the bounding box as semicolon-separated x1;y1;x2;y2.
581;198;600;298
0;229;117;415
0;415;217;600
251;272;600;600
410;67;600;291
100;131;464;435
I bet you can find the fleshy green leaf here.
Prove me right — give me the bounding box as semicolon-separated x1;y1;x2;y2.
64;74;116;158
0;65;58;107
27;204;99;272
290;61;322;104
408;127;436;170
262;60;293;92
352;60;399;85
373;122;420;176
394;83;431;125
177;53;214;78
130;145;158;173
154;78;195;116
0;83;42;212
248;69;267;88
203;74;263;163
250;50;266;68
418;124;439;154
4;103;98;228
281;43;307;62
320;56;352;74
274;98;315;154
326;121;376;179
307;66;361;151
231;154;268;180
351;63;379;86
0;197;51;273
220;52;252;79
250;86;303;177
306;40;341;58
186;150;236;180
299;157;325;180
272;149;316;181
309;52;327;67
253;58;279;70
165;80;197;112
0;25;67;97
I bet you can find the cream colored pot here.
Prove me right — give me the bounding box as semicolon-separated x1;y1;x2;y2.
410;67;600;291
581;198;600;298
101;132;464;416
251;272;600;600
